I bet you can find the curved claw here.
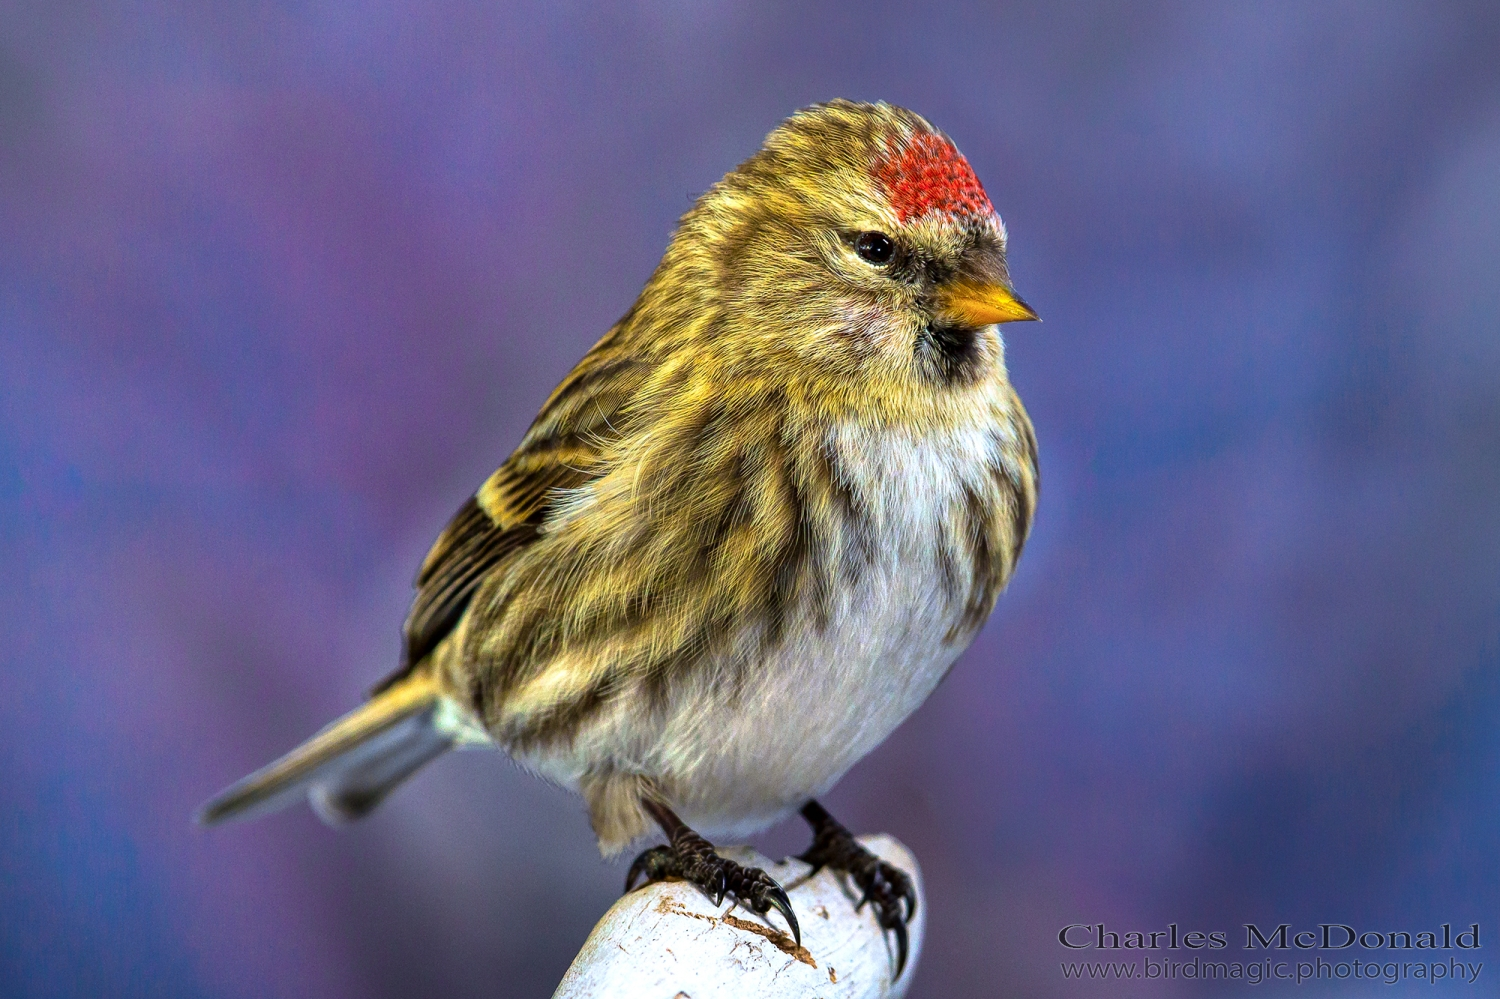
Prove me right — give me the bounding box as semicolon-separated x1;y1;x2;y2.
710;867;728;907
890;915;909;978
624;845;672;893
900;875;918;923
764;882;801;948
624;855;650;892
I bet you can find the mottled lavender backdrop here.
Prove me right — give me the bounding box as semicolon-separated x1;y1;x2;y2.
3;3;1499;997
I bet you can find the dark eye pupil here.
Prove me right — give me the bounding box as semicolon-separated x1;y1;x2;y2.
855;231;894;264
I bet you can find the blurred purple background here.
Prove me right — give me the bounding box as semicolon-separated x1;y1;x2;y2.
3;3;1499;996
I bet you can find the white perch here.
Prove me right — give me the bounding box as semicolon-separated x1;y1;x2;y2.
554;835;924;999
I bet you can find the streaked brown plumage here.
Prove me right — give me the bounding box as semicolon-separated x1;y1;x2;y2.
200;99;1038;975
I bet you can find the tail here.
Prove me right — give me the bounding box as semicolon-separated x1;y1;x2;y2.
196;671;489;826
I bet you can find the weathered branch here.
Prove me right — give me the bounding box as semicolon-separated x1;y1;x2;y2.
554;835;924;998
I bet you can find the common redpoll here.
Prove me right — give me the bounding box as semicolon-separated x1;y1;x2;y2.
200;99;1039;978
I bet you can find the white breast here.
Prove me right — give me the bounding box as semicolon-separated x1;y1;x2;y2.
642;416;1006;837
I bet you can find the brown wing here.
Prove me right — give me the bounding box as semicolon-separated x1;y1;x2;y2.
370;331;648;694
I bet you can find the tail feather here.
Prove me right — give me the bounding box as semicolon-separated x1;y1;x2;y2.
197;672;479;826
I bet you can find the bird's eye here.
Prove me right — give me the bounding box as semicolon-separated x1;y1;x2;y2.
854;231;894;265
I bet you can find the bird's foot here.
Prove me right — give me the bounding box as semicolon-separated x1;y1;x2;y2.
798;800;916;977
626;804;800;947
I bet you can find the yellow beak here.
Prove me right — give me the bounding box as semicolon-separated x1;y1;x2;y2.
938;280;1039;326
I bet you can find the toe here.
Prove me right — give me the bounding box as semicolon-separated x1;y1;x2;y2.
896;867;917;922
624;845;674;893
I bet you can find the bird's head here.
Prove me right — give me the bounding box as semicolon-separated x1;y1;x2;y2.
639;100;1036;418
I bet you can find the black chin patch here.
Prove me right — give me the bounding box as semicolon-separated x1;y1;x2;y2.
915;321;986;385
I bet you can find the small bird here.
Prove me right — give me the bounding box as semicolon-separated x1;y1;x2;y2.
199;99;1038;977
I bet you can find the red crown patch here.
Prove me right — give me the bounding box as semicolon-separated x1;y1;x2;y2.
873;132;994;223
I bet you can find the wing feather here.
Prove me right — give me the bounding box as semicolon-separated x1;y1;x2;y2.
371;334;649;695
